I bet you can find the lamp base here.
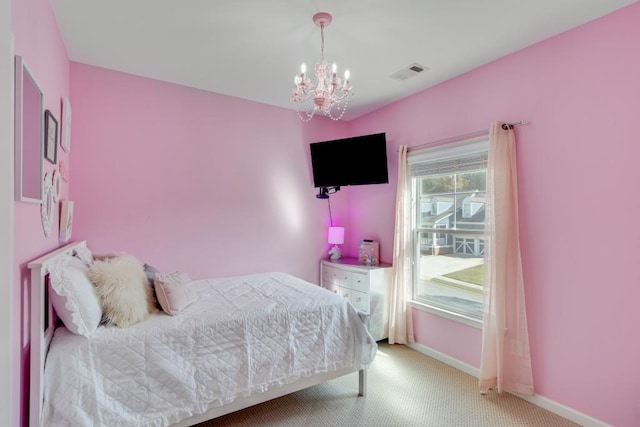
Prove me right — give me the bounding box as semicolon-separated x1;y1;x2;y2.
328;245;342;260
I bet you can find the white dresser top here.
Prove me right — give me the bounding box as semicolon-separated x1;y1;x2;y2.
322;257;392;269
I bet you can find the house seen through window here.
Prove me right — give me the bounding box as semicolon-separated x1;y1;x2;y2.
409;137;488;322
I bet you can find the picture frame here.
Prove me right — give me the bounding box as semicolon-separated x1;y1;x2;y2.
61;97;71;152
41;173;54;237
14;55;44;203
59;200;74;243
44;109;58;164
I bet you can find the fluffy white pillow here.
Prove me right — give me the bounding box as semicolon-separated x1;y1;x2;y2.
48;255;102;337
89;254;154;327
154;271;198;315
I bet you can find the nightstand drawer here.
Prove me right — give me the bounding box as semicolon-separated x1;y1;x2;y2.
350;272;369;292
322;279;338;294
350;289;369;313
322;265;353;287
337;286;352;302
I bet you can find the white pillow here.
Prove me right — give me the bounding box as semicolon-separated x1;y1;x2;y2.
48;255;102;337
154;271;198;315
89;254;154;327
72;245;94;267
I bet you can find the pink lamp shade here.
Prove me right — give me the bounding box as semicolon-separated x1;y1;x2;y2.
328;226;345;245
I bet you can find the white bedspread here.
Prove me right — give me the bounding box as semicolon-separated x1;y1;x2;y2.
42;272;377;426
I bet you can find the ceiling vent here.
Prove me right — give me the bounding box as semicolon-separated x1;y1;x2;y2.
390;63;429;81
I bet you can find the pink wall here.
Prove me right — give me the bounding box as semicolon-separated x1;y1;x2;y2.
69;63;348;283
347;3;640;426
11;1;640;426
11;0;70;425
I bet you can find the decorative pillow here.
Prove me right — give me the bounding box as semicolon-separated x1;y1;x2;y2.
48;255;102;337
93;252;122;261
143;263;160;285
72;245;94;267
143;263;161;309
89;254;154;327
153;271;198;315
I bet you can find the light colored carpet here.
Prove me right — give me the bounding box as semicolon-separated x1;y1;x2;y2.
196;342;579;427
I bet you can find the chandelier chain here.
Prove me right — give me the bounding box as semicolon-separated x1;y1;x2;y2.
320;24;325;59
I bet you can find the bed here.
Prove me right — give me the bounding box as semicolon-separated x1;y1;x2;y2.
29;241;377;426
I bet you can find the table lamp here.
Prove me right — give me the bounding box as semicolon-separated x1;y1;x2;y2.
328;226;345;260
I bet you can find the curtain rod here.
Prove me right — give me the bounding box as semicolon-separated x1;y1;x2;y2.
406;120;527;153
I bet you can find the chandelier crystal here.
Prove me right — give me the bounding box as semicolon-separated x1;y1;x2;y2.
291;12;353;122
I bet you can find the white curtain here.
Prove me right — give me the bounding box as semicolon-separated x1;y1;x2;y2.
479;122;534;395
388;145;414;344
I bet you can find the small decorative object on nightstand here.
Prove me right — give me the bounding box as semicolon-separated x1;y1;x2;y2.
320;257;392;341
327;226;344;260
358;240;379;265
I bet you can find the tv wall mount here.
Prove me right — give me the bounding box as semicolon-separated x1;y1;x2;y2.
316;186;340;199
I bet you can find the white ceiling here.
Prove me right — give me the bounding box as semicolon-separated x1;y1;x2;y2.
52;0;636;121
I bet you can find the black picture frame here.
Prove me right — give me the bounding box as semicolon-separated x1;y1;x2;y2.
44;109;58;164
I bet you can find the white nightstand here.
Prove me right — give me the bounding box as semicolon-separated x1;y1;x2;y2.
320;258;392;341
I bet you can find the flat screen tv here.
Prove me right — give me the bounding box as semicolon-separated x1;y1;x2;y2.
310;132;389;188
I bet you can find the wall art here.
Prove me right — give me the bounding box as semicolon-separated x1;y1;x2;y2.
44;109;58;164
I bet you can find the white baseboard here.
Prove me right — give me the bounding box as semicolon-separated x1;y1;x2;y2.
405;342;611;427
514;392;612;427
406;342;480;377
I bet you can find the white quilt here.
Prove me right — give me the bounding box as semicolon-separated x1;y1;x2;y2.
42;272;377;426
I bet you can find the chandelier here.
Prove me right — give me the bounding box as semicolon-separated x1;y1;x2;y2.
291;12;353;122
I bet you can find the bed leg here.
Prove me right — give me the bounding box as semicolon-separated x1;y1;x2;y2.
358;369;367;397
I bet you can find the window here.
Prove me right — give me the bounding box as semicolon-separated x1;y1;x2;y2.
409;137;488;323
462;203;472;218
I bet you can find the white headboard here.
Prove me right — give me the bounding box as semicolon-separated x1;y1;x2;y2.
28;240;88;427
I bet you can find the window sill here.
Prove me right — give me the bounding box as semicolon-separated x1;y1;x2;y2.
408;300;483;329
